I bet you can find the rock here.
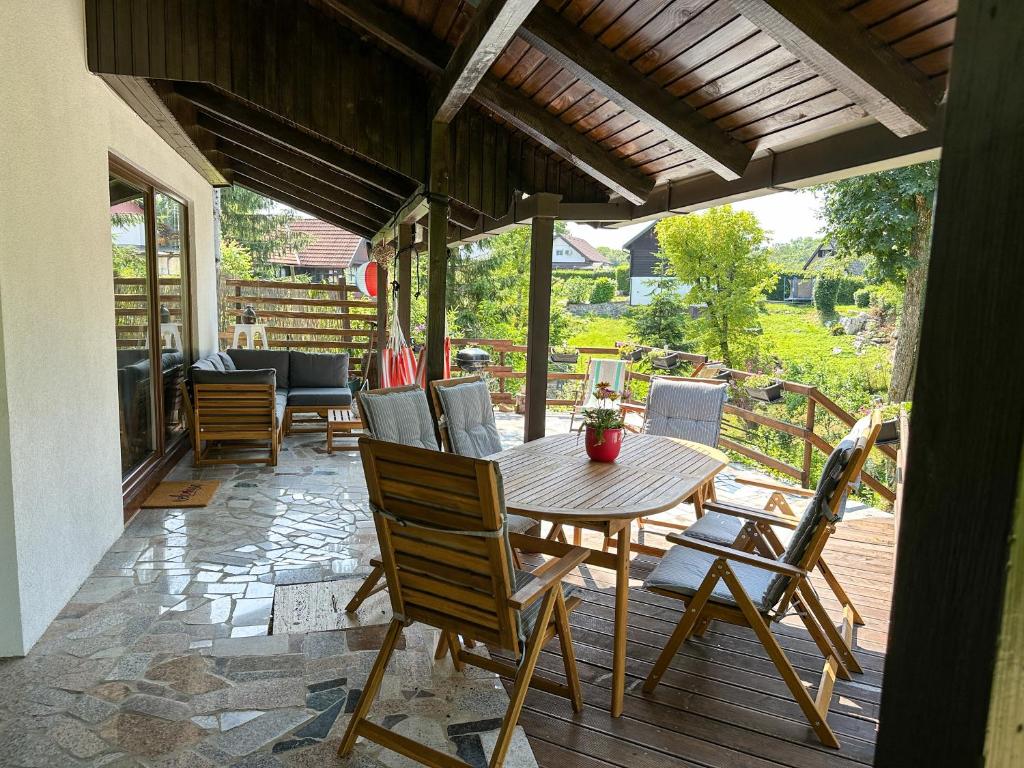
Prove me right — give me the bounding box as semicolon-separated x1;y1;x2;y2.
839;312;869;335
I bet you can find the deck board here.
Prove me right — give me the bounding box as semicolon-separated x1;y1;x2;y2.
495;515;893;768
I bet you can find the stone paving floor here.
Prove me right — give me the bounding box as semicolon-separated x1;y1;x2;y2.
0;412;885;768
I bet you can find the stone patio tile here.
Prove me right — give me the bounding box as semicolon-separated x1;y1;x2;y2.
99;713;205;757
210;634;289;658
198;708;312;758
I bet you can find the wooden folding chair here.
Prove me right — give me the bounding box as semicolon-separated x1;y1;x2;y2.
641;412;882;748
339;438;586;767
568;357;628;432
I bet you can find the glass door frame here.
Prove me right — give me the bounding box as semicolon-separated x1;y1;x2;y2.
109;156;198;514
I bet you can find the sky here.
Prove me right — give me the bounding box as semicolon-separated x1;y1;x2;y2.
567;188;824;250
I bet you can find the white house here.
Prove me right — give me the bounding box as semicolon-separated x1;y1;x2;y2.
552;234;607;269
623;224;690;305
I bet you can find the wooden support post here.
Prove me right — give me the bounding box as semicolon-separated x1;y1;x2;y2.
524;194;561;442
875;2;1024;765
426;122;450;385
397;223;413;340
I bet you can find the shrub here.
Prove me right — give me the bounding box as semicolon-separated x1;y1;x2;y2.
813;268;842;316
626;279;689;349
589;277;616;304
615;263;630;294
564;278;590;304
552;268;616;282
868;283;904;322
854;287;870;308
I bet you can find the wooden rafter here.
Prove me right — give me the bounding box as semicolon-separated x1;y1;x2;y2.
518;4;752;180
431;0;541;124
728;0;941;136
323;0;651;203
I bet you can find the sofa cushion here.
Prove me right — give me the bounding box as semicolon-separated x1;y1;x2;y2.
226;349;291;389
289;351;349;389
286;387;352;407
275;392;288;426
217;351;237;371
191;368;277;386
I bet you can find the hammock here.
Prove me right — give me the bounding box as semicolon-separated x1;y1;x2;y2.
415;335;451;388
379;305;418;388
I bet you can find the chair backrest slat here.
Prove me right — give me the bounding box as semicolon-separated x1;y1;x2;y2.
359;437;520;651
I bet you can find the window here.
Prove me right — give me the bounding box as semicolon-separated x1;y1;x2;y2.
109;160;193;495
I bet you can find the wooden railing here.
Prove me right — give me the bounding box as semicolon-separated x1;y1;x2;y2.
218;277;377;376
114;276;184;349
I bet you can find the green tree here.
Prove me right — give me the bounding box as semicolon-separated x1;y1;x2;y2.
626;278;689;349
219;239;256;280
218;187;310;276
597;245;629;266
817;161;938;400
762;235;821;270
655;206;773;366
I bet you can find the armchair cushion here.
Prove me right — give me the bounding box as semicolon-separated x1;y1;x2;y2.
286;387;353;407
436;379;503;458
359;388;440;450
684;512;745;546
514;570;578;641
226;349;291;389
645;544;776;611
644;379;727;447
289;351;349;388
191;368;277;387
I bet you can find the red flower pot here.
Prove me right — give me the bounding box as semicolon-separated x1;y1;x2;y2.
585;426;623;462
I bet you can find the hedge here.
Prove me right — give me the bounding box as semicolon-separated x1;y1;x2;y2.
766;269;865;304
615;263;630;293
552;268;616;282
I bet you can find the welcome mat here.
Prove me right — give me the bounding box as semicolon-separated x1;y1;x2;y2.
141;481;221;508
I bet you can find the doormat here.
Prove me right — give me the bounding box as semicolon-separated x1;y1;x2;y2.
272;580;391;634
141;481;221;508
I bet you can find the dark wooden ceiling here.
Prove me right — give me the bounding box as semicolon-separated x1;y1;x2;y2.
86;0;955;239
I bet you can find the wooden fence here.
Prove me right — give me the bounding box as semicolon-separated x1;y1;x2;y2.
114;275;183;348
218;277;377;377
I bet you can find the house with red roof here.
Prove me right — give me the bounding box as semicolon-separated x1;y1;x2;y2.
269;217;369;282
552;234;607;269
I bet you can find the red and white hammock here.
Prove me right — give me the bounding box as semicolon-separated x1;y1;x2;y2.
415;335;451;388
379;308;418;388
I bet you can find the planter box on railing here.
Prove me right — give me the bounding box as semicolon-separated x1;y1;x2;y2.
743;381;784;403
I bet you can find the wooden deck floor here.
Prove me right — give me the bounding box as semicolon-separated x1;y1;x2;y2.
496;515;894;768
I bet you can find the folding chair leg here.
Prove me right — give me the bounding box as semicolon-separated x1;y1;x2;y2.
339;619;405;756
816;559;866;626
797;582;863;675
345;565;385;613
445;631;465;672
721;567;840;749
792;594;851;681
433;632;449;660
643;560;725;694
554;590;582;712
489;589;558;767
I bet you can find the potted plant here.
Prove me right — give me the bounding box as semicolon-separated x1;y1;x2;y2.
581;382;625;462
742;373;784;403
876;402;908;444
549;346;579;364
650;350;679;370
619;343;645;362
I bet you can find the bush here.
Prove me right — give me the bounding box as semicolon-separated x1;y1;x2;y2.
626;279;689;349
552;268;616;282
813;268;842;316
615;263;630;294
589;278;615;304
854;287;870;308
868;283;904;322
564;278;590;304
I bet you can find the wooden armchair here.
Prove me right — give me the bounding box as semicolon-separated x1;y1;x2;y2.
184;370;280;466
641;413;882;748
339;438;586;768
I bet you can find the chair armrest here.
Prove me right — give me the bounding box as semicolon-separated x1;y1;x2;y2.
619;402;646;415
671;534;807;577
508;546;589;610
699;500;799;529
734;474;815;497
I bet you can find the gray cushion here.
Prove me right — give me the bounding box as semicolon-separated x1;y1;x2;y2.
226;349;291;389
286;387;353;407
436;380;503;458
644;379;727;447
217;351;236;371
685;512;745;545
359;388;439;450
507;514;537;534
289;351;349;388
275;392;288;426
191;368;276;386
644;544;776;611
515;569;578;641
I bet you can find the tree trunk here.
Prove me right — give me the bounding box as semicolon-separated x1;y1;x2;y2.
889;194;933;401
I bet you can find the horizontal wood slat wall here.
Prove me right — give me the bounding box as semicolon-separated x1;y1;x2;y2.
114;275;183;349
218;277;377;375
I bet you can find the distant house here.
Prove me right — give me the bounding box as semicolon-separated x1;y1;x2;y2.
623;224;689;306
552;234;607;269
782;240;864;302
269;218;369;283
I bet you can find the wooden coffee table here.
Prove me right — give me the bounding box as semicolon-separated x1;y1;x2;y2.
326;408;364;453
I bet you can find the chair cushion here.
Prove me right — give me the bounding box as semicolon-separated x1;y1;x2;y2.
226;349;291;389
275;392;288;426
436;380;502;458
286;387;353;407
644;544;776;612
581;359;628;409
514;570;578;642
685;512;745;545
644;379;727;447
507;514;537;535
289;351;349;388
217;351;236;371
359;388;439;450
191;368;277;386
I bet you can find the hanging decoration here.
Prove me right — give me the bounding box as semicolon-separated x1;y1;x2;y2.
354;261;378;298
369;242;396;270
379;300;418;388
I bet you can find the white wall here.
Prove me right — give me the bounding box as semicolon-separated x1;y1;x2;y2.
629;277;691;306
0;0;217;655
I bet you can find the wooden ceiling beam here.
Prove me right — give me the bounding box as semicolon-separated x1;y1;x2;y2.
172;83;413;200
322;0;651;203
518;4;752;181
194;112;396;215
728;0;942;136
431;0;541;124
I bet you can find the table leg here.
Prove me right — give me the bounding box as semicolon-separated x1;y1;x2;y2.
611;523;631;717
327;423;334;455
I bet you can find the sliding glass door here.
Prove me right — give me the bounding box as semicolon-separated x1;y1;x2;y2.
109;160;193;496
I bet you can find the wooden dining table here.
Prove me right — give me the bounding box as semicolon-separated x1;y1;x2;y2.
492;433;729;717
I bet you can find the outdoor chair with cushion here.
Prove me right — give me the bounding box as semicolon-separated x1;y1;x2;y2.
568;357;629;432
339;437;586;768
641;412;882;749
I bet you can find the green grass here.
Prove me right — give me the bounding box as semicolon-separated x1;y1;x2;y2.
567;316;630;350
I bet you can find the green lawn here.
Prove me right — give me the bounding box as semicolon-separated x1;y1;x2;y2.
567;316;630;350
